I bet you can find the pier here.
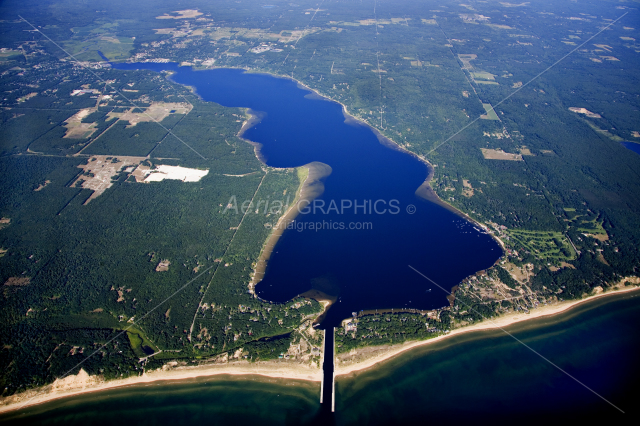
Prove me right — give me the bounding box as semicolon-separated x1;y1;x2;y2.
321;327;335;412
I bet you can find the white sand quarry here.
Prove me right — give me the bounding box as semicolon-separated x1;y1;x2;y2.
141;165;209;182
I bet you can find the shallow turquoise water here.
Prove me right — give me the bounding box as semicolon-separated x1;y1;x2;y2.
0;376;322;425
3;291;639;425
335;290;640;425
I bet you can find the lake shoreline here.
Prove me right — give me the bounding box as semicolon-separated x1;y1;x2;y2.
335;282;640;377
236;67;508;262
249;161;332;294
3;282;637;414
158;62;504;283
0;360;322;415
22;62;631;416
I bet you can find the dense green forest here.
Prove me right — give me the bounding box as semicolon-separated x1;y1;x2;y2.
1;0;640;393
0;36;323;393
335;312;446;354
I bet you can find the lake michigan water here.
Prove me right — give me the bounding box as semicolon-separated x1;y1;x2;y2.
3;291;639;425
4;65;637;424
335;291;640;425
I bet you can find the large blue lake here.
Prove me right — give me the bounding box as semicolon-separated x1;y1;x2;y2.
0;64;640;426
21;63;634;423
109;64;502;329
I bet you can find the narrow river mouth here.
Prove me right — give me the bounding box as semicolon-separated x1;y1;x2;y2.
110;63;503;330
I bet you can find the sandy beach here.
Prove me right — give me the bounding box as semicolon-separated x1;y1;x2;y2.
2;283;638;414
3;65;638;416
0;359;322;414
249;161;332;291
335;282;640;376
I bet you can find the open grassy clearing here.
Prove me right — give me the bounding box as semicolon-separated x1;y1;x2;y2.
584;120;624;142
126;325;159;358
505;229;577;261
571;217;608;240
62;31;134;62
481;148;523;161
63;108;99;139
563;208;608;237
0;49;22;61
107;102;192;127
480;103;500;120
576;219;607;235
206;26;321;43
156;9;203;19
472;71;496;81
457;53;477;69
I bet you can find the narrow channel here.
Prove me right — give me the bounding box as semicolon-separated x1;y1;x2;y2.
321;328;335;411
109;64;502;416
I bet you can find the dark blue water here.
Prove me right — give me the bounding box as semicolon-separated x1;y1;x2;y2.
110;64;502;329
112;64;501;316
621;141;640;156
0;375;322;425
335;291;640;425
3;291;639;425
97;50;109;62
